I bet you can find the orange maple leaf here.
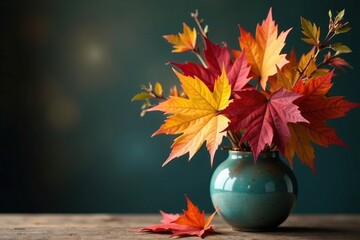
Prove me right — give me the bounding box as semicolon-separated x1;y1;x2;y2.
269;49;299;92
239;8;291;90
172;195;216;238
148;68;232;166
297;48;319;81
139;196;216;238
286;71;359;171
269;48;330;93
163;23;197;53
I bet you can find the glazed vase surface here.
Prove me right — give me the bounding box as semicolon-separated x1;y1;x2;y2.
210;151;297;231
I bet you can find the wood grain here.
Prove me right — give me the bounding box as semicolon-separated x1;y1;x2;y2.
0;214;359;239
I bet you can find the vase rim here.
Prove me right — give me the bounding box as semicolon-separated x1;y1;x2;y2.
227;149;279;155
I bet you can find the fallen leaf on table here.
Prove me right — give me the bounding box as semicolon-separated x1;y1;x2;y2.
139;211;181;233
139;195;216;238
172;195;216;238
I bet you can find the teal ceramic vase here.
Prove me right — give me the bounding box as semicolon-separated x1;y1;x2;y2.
210;150;297;231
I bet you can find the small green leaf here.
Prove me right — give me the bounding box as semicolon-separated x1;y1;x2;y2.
328;10;332;19
132;92;152;101
154;82;163;96
335;26;351;34
300;17;320;45
335;9;345;21
312;69;330;78
331;43;352;54
301;38;316;45
204;25;209;34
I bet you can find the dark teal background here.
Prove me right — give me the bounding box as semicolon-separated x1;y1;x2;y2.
1;0;359;213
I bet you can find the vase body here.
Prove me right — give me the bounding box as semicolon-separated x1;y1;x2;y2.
210;150;297;231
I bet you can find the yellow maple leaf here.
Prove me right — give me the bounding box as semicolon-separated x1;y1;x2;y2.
163;23;197;53
298;48;317;81
269;48;330;92
148;68;232;166
298;48;331;81
239;8;291;90
269;49;299;92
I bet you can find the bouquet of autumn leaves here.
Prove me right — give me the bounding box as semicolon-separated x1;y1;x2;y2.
133;8;358;172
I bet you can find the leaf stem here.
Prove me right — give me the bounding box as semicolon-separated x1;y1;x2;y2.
191;10;207;37
190;10;208;68
227;131;239;149
193;50;207;68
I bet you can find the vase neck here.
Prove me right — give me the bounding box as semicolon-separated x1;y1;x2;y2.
228;150;279;162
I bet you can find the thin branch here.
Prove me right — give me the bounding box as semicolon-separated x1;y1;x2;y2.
193;50;207;68
191;10;207;37
295;55;315;83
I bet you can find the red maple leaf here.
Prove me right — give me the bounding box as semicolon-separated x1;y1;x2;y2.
223;88;308;161
324;51;352;71
171;37;251;92
203;37;233;77
227;52;252;92
140;211;181;233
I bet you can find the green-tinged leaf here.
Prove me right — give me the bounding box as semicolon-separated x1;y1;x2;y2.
300;17;320;45
311;68;329;77
132;92;152;101
331;43;352;54
155;82;163;96
335;9;345;21
311;69;330;77
328;10;332;19
335;26;351;34
301;38;317;45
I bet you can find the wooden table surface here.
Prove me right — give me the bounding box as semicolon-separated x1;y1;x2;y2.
0;214;359;239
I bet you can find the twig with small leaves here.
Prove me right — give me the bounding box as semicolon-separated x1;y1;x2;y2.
296;9;351;83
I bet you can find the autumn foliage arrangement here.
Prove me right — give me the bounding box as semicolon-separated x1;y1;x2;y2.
133;8;358;173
